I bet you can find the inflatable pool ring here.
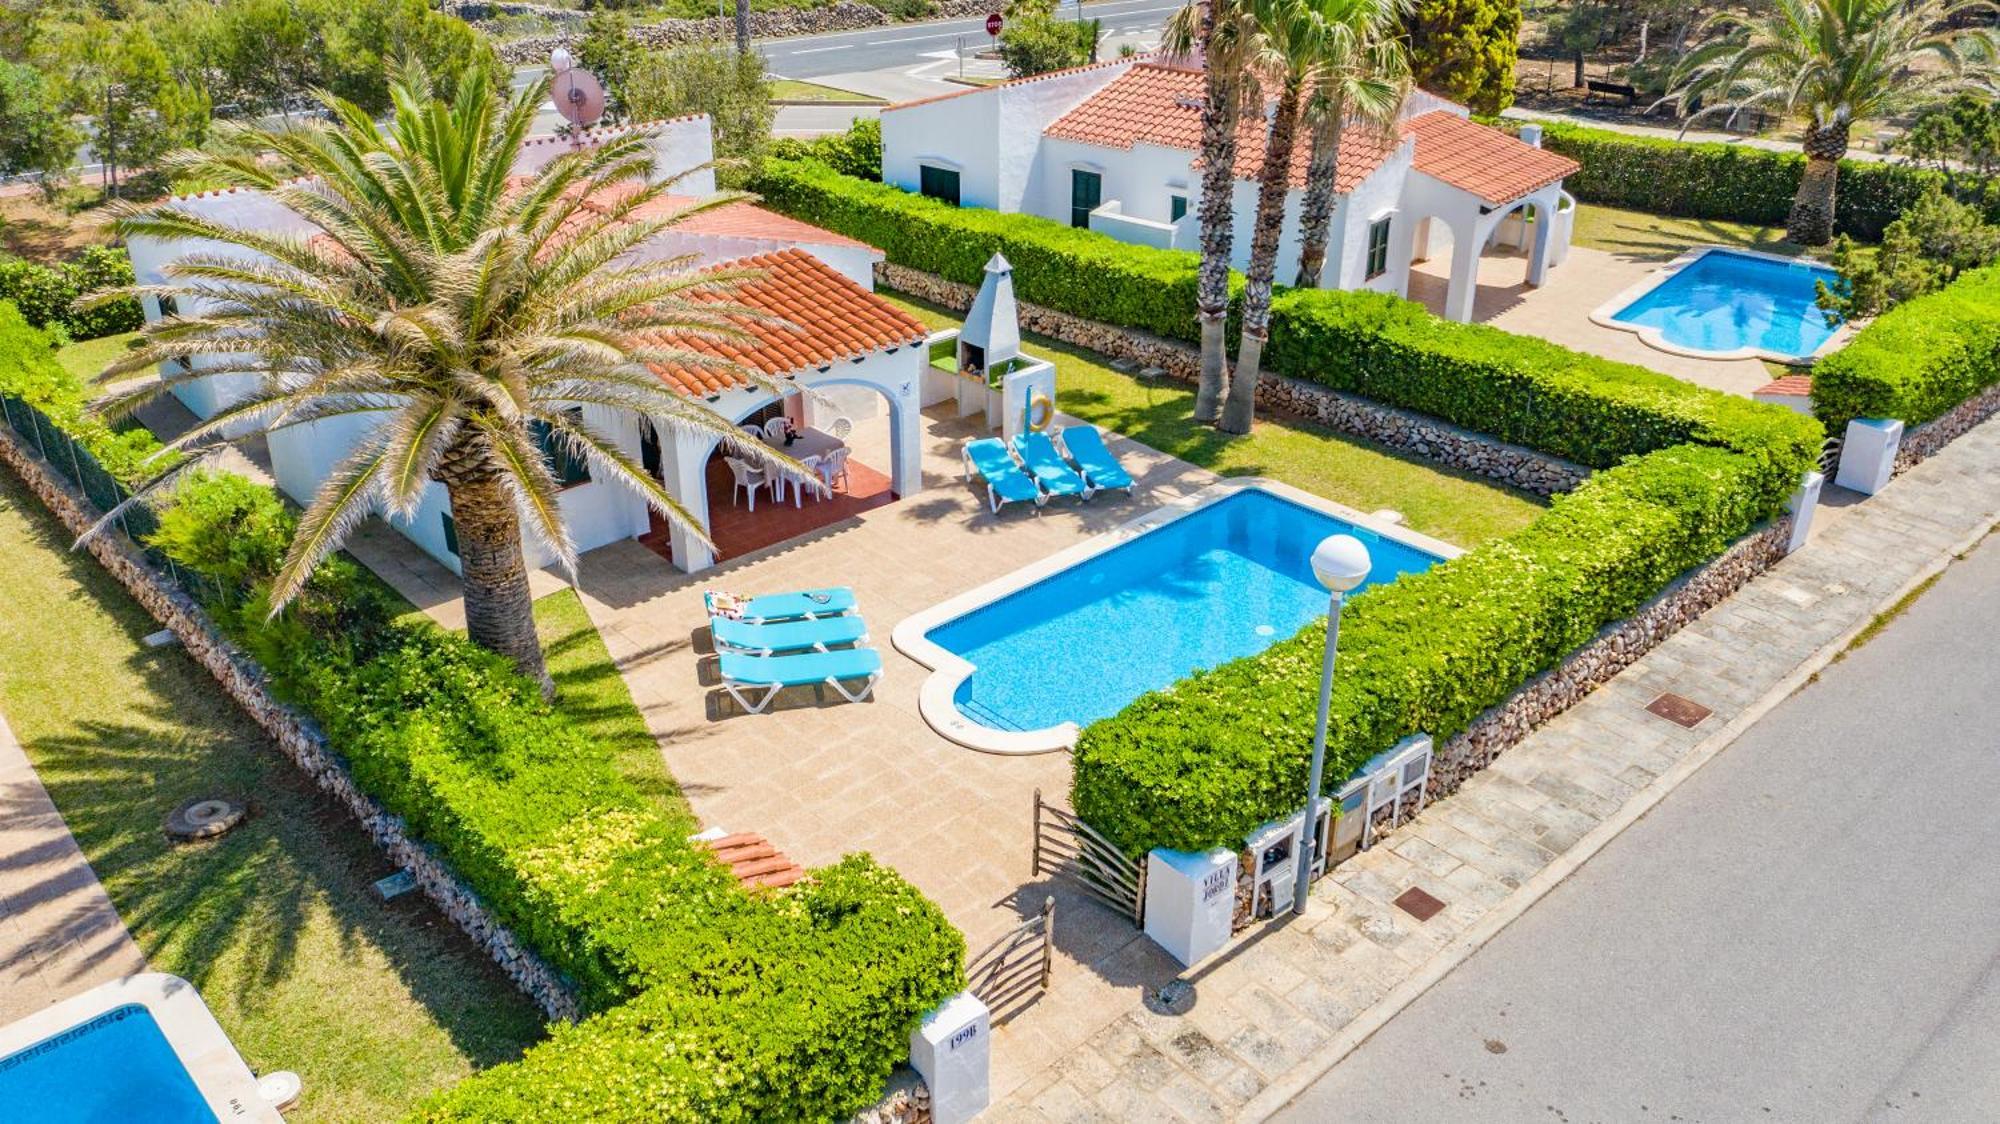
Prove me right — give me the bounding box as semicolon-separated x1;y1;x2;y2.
1026;392;1055;433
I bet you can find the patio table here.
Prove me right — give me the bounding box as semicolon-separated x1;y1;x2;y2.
762;427;847;503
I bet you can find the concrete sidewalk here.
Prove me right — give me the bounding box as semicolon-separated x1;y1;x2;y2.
0;711;147;1023
987;418;2000;1123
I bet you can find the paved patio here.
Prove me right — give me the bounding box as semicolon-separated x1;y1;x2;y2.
1411;243;1775;396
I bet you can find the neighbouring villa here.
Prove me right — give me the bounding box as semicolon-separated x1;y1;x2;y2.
125;115;933;576
878;56;1582;323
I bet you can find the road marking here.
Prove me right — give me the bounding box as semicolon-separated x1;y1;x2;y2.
790;44;856;53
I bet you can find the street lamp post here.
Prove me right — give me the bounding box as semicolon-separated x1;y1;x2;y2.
1294;534;1372;916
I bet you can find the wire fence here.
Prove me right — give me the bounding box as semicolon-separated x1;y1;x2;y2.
0;390;227;604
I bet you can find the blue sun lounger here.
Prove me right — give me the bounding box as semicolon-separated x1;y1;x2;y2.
1011;431;1093;500
1056;424;1135;495
962;437;1046;514
704;587;855;624
712;614;869;656
719;647;884;714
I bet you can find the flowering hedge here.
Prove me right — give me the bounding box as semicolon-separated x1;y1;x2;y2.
1811;266;2000;434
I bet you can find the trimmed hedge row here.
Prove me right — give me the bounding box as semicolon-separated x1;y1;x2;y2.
1073;444;1776;855
0;308;963;1122
754;157;1209;344
751;159;1822;856
0;246;145;342
754;157;1822;479
1516;119;1994;242
1811;266;2000;435
0;302;166;481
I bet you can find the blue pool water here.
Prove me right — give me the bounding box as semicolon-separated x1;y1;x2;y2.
928;490;1441;732
1611;249;1840;359
0;1004;214;1123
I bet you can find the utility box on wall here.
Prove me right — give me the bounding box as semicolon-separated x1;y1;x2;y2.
1144;847;1237;967
1835;418;1903;495
1241;797;1333;923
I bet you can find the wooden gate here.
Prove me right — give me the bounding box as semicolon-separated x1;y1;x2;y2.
1032;789;1145;925
967;896;1055;1025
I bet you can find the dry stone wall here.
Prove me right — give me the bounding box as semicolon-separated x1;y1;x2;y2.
1894;381;2000;474
878;262;1590;497
0;425;581;1024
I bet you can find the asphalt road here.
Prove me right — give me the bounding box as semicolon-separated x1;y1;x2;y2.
758;0;1179;78
1276;529;2000;1123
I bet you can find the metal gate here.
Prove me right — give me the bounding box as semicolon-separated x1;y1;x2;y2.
967;896;1054;1025
1032;789;1145;925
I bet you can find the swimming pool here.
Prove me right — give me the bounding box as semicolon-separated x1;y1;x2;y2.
894;482;1455;753
1594;247;1843;363
0;975;277;1123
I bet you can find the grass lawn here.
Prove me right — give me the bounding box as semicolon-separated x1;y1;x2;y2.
55;330;142;381
0;465;546;1122
768;78;884;105
534;588;690;819
880;290;1546;547
1569;202;1818;263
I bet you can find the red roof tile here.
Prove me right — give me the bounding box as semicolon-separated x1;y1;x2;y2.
1042;63;1402;190
1402;111;1580;204
636;248;925;397
697;831;805;889
628;195;877;251
1755;374;1814;397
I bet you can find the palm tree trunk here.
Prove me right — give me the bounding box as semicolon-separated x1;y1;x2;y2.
1294;109;1344;288
442;469;554;700
735;0;751;54
1221;83;1302;435
1789;120;1848;246
1193;3;1238;424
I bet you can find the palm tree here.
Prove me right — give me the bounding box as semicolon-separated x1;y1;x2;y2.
1219;0;1327;434
1292;0;1409;288
1665;0;1999;246
1165;0;1259;424
85;62;801;696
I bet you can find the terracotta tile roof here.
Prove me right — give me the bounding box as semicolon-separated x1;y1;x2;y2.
697;832;805;890
1402;110;1580;204
638;247;925;397
882;56;1140;112
1042;63;1401;191
1755;374;1814;397
629;194;877;251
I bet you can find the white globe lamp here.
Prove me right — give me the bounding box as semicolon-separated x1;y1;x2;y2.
1311;533;1372;593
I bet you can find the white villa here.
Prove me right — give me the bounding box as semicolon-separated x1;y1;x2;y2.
879;57;1582;323
126;115;931;576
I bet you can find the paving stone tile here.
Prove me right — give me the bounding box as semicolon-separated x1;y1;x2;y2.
1390;833;1464;878
1222;1023;1303;1080
1157;1072;1230;1124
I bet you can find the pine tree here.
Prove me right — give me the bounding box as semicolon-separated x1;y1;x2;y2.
1403;0;1519;115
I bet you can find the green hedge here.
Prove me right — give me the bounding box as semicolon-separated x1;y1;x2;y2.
0;246;145;341
1812;266;2000;435
1073;444;1778;855
1517;119;1994;242
751;159;1823;856
754;157;1208;343
0;317;963;1122
0;301;165;481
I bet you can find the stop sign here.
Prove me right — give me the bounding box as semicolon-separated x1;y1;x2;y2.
985;11;1003;35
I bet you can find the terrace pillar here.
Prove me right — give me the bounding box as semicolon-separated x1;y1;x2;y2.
666;430;715;573
1526;191;1558;288
1444;220;1480;323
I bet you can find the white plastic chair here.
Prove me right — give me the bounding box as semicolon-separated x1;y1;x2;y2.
827;416;853;441
795;455;825;505
725;457;767;510
819;446;851;492
762;417;791;443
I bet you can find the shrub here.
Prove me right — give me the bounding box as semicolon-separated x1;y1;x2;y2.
768;117;881;181
753;157;1207;342
0;246;144;341
1518;119;1998;242
1072;444;1781;855
0;300;162;482
1812;265;2000;434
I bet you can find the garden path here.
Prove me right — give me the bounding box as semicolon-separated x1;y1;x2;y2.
0;710;147;1023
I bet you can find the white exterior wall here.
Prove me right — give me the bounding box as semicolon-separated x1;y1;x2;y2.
511;115;717;192
881;61;1136;212
638;229;881;287
1327;143;1415;293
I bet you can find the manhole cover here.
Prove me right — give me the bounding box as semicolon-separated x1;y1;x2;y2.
1645;692;1713;729
1394;886;1446;922
165;797;246;841
1153;979;1196;1015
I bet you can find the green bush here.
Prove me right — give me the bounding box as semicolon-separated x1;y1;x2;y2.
1518;119;1995;242
0;300;163;482
1072;444;1780;855
0;246;145;341
753;157;1207;342
768;118;882;181
1812;265;2000;434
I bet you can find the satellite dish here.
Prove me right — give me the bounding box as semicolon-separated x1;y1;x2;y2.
552;66;606;131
